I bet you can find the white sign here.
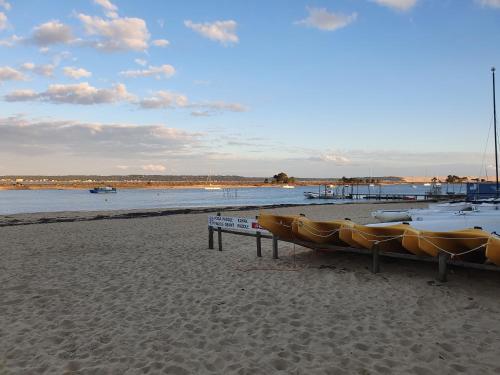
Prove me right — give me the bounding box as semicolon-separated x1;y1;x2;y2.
208;215;269;234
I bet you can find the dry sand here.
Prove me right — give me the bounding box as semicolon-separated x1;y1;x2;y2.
1;202;500;374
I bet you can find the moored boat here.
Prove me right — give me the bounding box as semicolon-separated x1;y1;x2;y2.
89;186;117;193
371;210;411;222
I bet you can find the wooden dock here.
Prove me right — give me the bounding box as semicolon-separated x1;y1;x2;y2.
349;193;466;201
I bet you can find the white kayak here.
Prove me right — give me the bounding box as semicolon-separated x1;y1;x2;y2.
370;211;500;233
428;202;473;211
371;210;411;222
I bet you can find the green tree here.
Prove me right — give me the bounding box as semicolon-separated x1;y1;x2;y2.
273;172;289;184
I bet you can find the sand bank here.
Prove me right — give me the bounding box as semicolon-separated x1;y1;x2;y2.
1;202;500;374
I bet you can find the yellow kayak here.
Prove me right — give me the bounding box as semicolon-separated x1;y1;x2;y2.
257;214;300;241
401;227;428;256
291;216;352;246
416;228;490;262
349;224;411;253
485;235;500;266
336;221;362;248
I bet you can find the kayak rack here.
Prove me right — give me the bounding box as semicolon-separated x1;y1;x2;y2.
208;213;500;283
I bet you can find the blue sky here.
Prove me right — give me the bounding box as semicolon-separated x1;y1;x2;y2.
0;0;499;177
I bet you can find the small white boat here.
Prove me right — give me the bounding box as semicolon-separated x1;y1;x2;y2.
282;184;295;189
204;173;221;190
428;202;472;211
371;210;411;222
371;211;500;233
474;203;500;211
304;192;319;199
372;201;475;223
423;183;431;186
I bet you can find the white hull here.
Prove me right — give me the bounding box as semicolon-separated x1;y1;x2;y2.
371;207;500;233
428;202;472;211
371;210;411;222
370;214;500;233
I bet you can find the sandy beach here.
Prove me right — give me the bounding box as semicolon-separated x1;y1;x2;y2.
1;202;500;374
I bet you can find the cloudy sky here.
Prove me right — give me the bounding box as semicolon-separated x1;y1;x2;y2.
0;0;499;177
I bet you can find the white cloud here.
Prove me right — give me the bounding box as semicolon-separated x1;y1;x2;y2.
476;0;500;8
190;101;247;117
138;90;189;109
371;0;418;11
296;7;357;31
52;50;72;66
142;164;166;172
0;12;7;31
184;20;238;45
94;0;118;18
152;38;169;47
30;20;74;46
78;14;150;51
20;62;55;77
119;64;175;79
63;66;92;79
0;115;202;167
0;0;10;10
0;66;25;81
4;89;37;101
5;82;134;105
0;34;21;47
134;58;147;66
309;152;351;165
136;91;246;115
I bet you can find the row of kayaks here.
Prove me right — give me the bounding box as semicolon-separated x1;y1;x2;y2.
257;214;500;266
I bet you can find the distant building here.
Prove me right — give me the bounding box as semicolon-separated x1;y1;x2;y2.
466;182;499;200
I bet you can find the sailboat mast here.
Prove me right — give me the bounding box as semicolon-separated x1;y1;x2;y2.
492;67;498;198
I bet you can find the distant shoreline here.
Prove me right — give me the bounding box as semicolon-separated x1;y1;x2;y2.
0;180;449;191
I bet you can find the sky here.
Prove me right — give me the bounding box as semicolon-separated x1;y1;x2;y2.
0;0;499;178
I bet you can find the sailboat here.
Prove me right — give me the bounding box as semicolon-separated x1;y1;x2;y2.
371;67;500;227
204;173;221;190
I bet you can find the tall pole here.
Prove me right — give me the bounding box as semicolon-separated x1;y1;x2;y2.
492;67;499;198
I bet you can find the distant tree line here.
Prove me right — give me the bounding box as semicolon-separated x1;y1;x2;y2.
445;175;468;183
431;175;468;184
341;176;381;184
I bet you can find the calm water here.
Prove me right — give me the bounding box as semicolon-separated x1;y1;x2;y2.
0;184;465;215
